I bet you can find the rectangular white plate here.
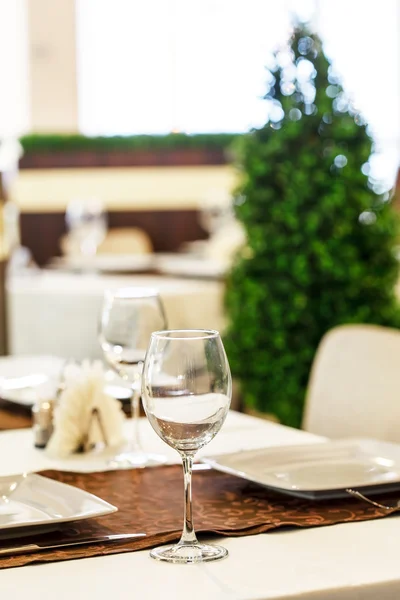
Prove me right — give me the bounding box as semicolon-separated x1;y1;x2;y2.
154;254;228;279
0;355;131;407
202;439;400;500
51;254;154;273
0;473;117;533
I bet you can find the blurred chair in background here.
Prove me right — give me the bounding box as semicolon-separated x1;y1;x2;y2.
61;226;153;257
97;227;153;255
302;324;400;443
62;196;153;257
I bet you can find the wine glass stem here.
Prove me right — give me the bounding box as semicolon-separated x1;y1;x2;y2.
179;454;198;545
130;389;142;452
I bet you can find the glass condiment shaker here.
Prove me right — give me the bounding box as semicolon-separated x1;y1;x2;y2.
32;398;54;449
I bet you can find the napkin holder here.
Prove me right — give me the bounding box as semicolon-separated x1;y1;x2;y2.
45;360;126;459
79;407;108;453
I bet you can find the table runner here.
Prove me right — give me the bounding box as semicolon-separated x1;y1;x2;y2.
0;464;397;569
0;402;31;430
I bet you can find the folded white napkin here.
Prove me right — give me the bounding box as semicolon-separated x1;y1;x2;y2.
46;360;126;458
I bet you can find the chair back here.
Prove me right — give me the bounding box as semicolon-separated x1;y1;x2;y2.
61;227;153;257
303;324;400;442
98;227;153;255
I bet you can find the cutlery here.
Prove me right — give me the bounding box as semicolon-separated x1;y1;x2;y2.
346;488;400;512
0;532;146;557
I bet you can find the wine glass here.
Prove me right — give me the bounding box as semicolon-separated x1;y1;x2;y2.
65;198;107;258
99;287;168;468
142;329;232;563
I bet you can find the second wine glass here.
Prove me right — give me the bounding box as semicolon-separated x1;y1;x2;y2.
99;287;167;468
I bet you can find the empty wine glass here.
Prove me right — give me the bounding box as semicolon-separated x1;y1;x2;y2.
66;198;107;258
99;287;168;468
142;329;232;563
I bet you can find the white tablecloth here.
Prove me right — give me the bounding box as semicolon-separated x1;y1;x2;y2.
7;271;225;360
2;411;400;599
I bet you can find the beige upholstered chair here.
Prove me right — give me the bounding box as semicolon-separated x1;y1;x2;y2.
97;227;153;255
302;324;400;443
61;227;153;257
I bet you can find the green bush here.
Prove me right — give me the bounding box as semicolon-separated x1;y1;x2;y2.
224;25;400;428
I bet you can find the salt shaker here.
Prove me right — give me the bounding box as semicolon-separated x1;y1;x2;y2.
32;398;54;448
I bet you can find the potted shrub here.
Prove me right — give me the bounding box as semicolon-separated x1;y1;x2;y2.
224;25;400;427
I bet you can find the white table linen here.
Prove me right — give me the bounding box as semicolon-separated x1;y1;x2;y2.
1;411;400;599
7;271;225;360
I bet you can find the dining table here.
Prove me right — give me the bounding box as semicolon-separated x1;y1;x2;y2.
1;409;400;600
7;269;225;360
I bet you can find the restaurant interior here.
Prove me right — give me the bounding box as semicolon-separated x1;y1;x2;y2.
1;0;400;597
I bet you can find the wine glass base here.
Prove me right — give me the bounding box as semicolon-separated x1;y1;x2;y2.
108;451;167;470
150;543;228;564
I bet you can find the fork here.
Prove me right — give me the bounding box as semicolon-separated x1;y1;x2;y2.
346;488;400;513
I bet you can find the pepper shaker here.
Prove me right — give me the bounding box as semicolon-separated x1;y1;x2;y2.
32;398;54;448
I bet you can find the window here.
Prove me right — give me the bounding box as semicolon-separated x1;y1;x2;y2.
318;0;400;188
76;0;291;135
76;0;400;186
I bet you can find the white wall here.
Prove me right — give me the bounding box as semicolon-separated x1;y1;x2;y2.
10;166;237;212
0;0;30;138
0;0;79;136
28;0;79;132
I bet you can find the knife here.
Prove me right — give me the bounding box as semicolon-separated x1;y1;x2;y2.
0;532;146;557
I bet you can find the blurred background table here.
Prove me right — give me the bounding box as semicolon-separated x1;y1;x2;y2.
7;270;225;360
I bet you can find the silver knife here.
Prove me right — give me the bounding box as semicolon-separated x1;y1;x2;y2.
0;532;146;557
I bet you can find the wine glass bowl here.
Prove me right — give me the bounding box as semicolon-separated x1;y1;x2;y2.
99;287;168;468
65;198;107;258
142;329;232;563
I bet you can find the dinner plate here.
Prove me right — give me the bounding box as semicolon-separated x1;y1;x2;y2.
154;254;228;279
202;439;400;500
0;355;132;408
0;473;117;534
51;254;153;273
0;355;64;406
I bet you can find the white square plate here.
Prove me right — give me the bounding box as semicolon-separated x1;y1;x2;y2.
0;473;117;533
51;254;154;273
0;355;64;406
0;355;131;407
202;439;400;499
154;254;228;279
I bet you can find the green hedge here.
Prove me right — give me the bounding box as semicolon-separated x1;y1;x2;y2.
19;133;241;153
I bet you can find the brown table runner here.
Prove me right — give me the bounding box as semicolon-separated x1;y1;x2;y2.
0;402;31;430
0;464;397;569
